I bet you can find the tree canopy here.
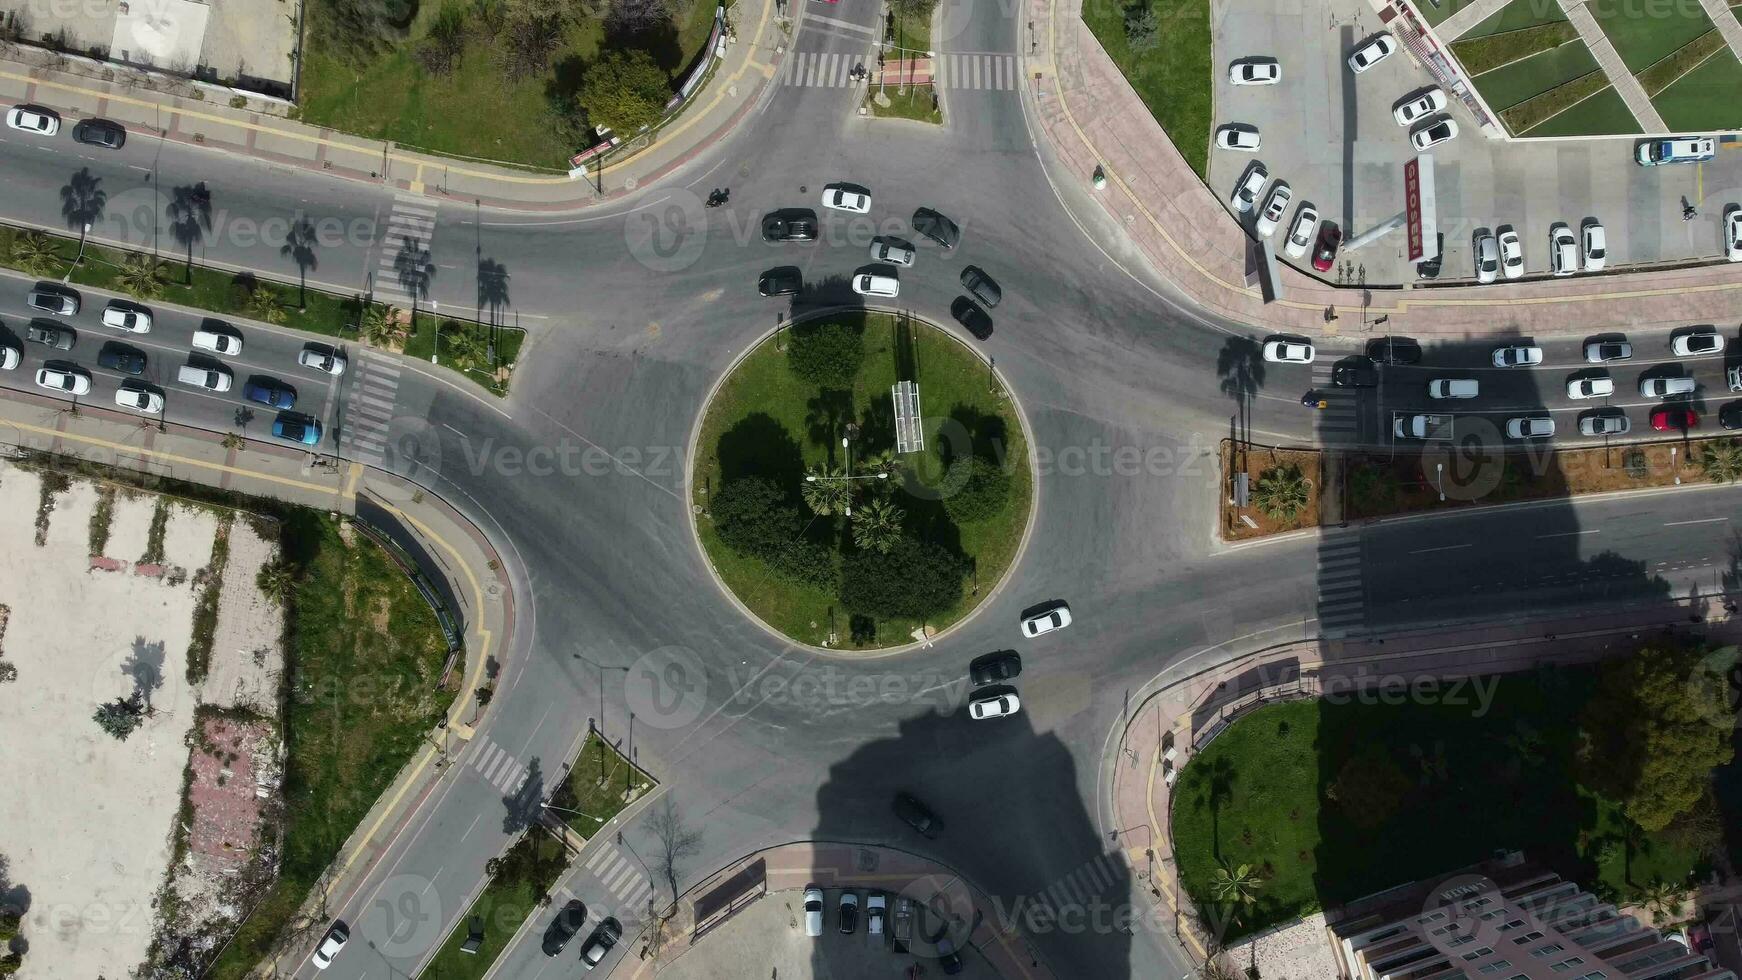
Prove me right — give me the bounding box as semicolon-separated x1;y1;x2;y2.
786;321;866;390
579;49;672;135
840;538;964;620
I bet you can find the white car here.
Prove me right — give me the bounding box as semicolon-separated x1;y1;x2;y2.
1427;378;1478;399
1640;375;1696;398
1283;204;1318;259
851;273;899;298
1262;338;1314;363
1254;183;1291;238
311;922;349;970
1491;345;1542;367
191;329;241;356
101;304;152;333
866;893;886;935
298;347;347;375
1582;221;1607;272
35;366;89;395
1671;331;1724;357
1022;604;1072;637
1567;376;1614;399
1474;233;1499;284
820;185;870;213
1410;118;1458;151
1393;88;1447;126
1229;59;1280;85
868;240;915;266
1229;163;1268;213
1580;413;1630;436
1215;125;1261;152
0;345;17;370
1549;226;1579;276
1348;34;1396;73
803;888;824;937
1506;416;1554;439
115;384;163;414
6;106;59;135
1498;229;1524;279
969;692;1021;720
1726;205;1742;262
1585;340;1631;362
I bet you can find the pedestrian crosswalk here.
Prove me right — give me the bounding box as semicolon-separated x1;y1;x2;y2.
1310;363;1360;441
582;841;655;914
1317;533;1366;635
373;194;437;308
337;351;401;463
1022;854;1124;930
934;53;1018;91
468;737;533;795
782;50;869;88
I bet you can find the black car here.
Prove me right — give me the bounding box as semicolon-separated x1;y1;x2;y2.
951;297;992;340
960;266;1001;308
969;651;1021;686
578;917;621;971
892;792;942;838
26;322;73;350
1721;401;1742;430
72;118;126;149
541;900;587;956
937;937;965;975
838;892;859;934
244;377;297;409
913;207;960;249
98;342;146;375
1365;336;1422;365
761;210;817;243
1331;356;1378;388
758;267;802;297
1415;233;1445;279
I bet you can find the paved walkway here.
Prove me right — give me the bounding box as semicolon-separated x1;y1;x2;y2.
608;841;1059;979
1028;0;1742;341
1435;0;1514;40
0;0;786;212
1556;0;1669;130
1696;0;1742;67
1108;598;1742;966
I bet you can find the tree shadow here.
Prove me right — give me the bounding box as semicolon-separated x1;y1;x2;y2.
942;405;1009;470
167;182;212;284
1215;335;1265;445
59;167;107;232
477;257;511;327
605;18;683;76
502;756;546;834
0;852;29;921
280;214;319;310
717;412;805;493
393;236;435;306
121;636;166;709
804;389;856;464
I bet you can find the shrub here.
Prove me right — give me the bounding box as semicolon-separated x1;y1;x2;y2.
712;477;801;558
840;538;964;620
1123;5;1159;52
941;456;1012;524
578;48;672;134
785;321;865;389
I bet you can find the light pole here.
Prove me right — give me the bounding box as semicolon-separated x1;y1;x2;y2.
64;222;91;283
1436;462;1445;502
804;469;888;518
572;654;630;783
1672;446;1681;485
429;300;440;363
541;800;606;824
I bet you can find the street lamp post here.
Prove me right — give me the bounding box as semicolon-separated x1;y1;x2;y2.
572;654;630;783
1436;462;1445;502
540;800;606;824
64;222;91;283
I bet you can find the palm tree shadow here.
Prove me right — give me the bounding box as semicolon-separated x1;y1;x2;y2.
280;215;319;310
167;182;212;285
60;167;107;233
1216;336;1266;445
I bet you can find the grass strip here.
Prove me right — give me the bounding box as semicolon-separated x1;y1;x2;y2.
1451;21;1579;74
1636;28;1727;95
1500;69;1609;132
420;832;569;980
867;85;943;124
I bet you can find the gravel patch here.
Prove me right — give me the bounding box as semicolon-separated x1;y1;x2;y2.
200;519;285;712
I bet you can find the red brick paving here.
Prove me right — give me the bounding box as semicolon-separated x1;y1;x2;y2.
187;716;272;875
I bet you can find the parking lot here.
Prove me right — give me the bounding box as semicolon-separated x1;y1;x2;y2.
1208;0;1742;285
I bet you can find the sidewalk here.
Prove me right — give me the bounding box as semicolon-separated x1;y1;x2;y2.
1027;0;1742;341
1108;598;1742;967
0;0;787;212
610;841;1060;980
0;384;520;972
1556;0;1668;131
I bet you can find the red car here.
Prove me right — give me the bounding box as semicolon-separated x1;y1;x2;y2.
1652;407;1699;432
1312;222;1343;272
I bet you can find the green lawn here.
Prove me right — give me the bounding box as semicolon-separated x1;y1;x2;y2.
1081;0;1212;178
1522;84;1642;135
208;513;455;979
1171;669;1718;942
1457;0;1567;40
422;832;570;980
297;0;721;169
1593;3;1715;73
1450;21;1579;75
693;313;1031;649
550;732;653;838
868;85;943;124
893;0;932;53
1651;47;1742;131
401;316;527;397
1468;41;1599;110
1416;0;1473;27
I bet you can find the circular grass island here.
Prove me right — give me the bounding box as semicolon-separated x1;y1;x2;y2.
692;312;1033;650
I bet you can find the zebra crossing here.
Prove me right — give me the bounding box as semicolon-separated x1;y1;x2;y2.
782;50;867;88
581;840;655;914
934;53;1019;91
1316;533;1366;635
1310;362;1360;441
373;194;437;308
337;351;401;463
1021;854;1124;929
467;737;533;795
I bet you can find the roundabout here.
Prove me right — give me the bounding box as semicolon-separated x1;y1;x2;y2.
691;310;1034;651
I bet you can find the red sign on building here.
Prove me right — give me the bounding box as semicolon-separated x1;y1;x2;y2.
1404;158;1423;262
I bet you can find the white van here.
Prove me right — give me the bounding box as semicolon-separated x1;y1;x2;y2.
1640;376;1695;398
1428;378;1479;399
177;363;233;392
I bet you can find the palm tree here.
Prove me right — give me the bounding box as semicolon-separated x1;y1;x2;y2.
801;466;852;515
443;324;486;371
1209;860;1262;924
1253;464;1310;522
852;497;904;553
10;230;64;277
1639;879;1686;926
360;304;404;349
1700;438;1742;484
244;284;288;325
114;252;167;300
255;559;297;605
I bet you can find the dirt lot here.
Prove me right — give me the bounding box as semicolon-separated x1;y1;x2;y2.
0;461;282;978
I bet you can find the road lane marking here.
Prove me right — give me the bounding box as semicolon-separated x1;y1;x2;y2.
1536;529;1601;538
1665;516;1728;525
1408;543;1472;554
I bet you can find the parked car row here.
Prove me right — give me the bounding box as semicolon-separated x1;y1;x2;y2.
535;899;620;969
1469;220;1606;283
5;104;126;147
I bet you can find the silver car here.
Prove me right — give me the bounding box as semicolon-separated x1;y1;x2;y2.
868;239;915;266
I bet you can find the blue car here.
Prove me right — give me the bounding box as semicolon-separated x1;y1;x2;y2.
244;379;296;409
271;413;322;446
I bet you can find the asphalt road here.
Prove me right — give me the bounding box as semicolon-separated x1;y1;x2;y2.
0;5;1738;980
